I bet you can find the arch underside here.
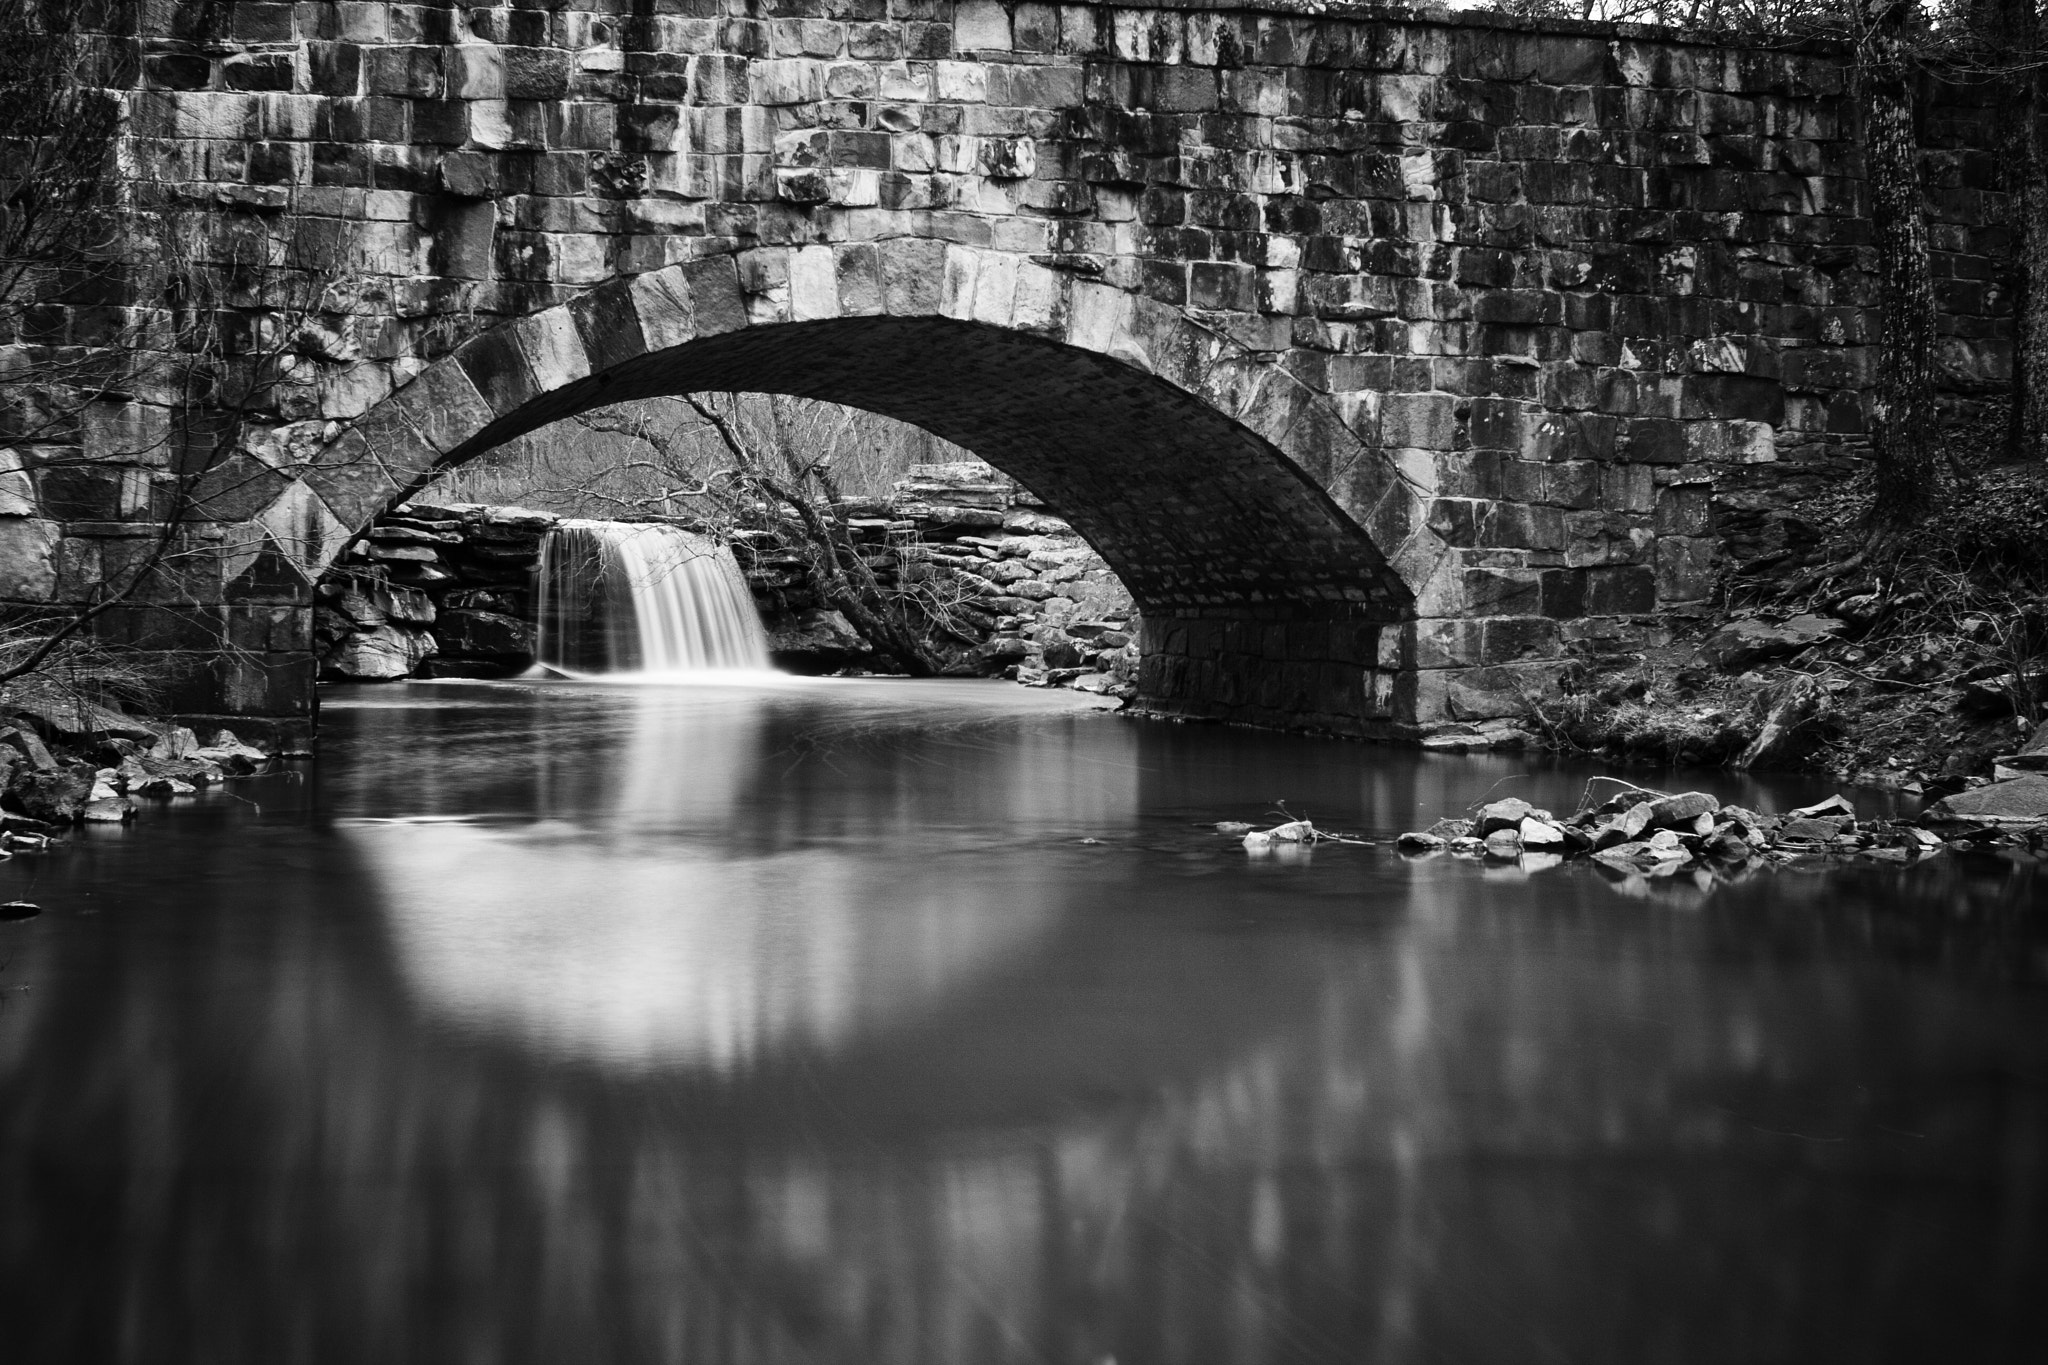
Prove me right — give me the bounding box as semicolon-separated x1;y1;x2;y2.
441;317;1414;623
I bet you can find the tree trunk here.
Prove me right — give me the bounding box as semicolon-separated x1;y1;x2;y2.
1990;0;2048;463
2020;9;2048;459
1858;0;1952;529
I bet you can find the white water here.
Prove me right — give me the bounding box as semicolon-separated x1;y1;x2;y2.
533;521;771;676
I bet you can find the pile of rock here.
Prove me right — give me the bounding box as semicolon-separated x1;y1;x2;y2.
2;716;271;839
1397;787;1956;876
317;504;552;680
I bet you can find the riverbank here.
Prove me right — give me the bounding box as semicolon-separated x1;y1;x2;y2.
1502;457;2048;802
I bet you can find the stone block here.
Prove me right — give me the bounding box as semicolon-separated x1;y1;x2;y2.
1584;566;1657;615
1654;485;1713;537
1461;568;1544;616
0;518;61;601
1656;535;1716;604
956;0;1012;51
1380;392;1456;449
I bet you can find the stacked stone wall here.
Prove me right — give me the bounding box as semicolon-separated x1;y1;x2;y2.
0;3;2021;743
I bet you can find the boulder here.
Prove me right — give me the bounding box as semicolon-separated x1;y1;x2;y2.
82;797;135;823
2024;720;2048;756
147;727;201;761
322;624;437;680
346;580;435;625
1695;614;1843;671
1475;797;1536;834
1779;814;1853;842
1003;509;1070;534
1518;816;1567;847
1483;828;1523;857
197;730;269;765
436;609;532;659
7;768;93;823
1647;791;1718;828
1788;794;1856;820
1397;831;1446;851
0;726;57;772
1923;775;2048;826
765;608;871;674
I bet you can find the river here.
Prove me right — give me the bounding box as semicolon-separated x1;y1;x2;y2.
3;679;2045;1363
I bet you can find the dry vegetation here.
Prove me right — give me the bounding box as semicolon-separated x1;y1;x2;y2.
1534;439;2048;784
422;394;969;514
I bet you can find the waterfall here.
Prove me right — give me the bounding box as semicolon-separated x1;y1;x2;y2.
534;521;771;675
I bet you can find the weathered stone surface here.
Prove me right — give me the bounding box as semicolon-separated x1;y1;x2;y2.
436;610;531;659
9;6;2021;743
1476;797;1536;835
1924;776;2048;825
1696;614;1844;671
322;625;437;680
1648;791;1719;828
766;608;871;674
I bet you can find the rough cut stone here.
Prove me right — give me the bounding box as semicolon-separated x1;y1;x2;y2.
1924;776;2048;825
1696;614;1844;671
15;7;2022;742
323;625;437;680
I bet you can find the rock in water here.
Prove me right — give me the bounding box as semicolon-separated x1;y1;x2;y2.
1647;791;1718;828
1788;794;1856;820
1475;798;1535;834
8;769;93;824
1924;775;2048;826
322;624;437;680
1518;817;1566;848
0;900;39;920
1397;831;1446;851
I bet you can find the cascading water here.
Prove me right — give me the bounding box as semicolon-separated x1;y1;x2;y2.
533;521;771;675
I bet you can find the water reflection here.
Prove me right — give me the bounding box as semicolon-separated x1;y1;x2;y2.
1;681;2045;1363
347;685;1136;1072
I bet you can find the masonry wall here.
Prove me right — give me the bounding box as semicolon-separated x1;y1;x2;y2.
0;2;2017;744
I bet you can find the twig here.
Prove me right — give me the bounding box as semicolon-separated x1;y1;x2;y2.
1573;775;1673;817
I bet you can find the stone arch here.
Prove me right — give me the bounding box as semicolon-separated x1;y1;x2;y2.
230;246;1459;735
251;246;1447;620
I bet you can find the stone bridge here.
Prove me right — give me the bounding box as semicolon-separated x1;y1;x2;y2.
3;2;2012;746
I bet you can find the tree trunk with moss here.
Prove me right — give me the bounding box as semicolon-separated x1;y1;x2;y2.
1859;0;1953;530
1994;0;2048;462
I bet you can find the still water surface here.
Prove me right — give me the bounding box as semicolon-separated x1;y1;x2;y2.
3;679;2046;1364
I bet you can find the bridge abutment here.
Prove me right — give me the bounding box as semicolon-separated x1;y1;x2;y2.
0;3;2014;745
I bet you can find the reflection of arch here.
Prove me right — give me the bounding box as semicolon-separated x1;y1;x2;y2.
239;246;1449;623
